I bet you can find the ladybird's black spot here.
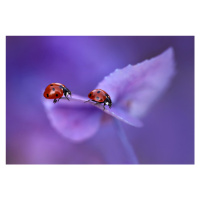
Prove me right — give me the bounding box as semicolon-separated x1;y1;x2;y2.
97;90;101;93
96;96;99;100
56;94;58;97
50;84;53;86
89;93;92;97
46;94;49;97
52;88;55;91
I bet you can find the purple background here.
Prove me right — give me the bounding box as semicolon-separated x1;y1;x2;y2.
6;36;194;164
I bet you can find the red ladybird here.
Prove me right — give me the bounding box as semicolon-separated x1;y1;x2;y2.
85;89;112;110
43;83;71;103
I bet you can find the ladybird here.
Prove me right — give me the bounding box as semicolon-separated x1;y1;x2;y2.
43;83;71;103
85;89;112;110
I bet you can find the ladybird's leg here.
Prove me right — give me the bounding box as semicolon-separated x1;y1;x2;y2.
94;102;101;105
102;102;106;110
65;96;70;101
84;99;91;103
57;97;62;102
53;99;58;104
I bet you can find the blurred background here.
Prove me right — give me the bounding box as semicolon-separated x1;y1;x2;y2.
6;36;194;164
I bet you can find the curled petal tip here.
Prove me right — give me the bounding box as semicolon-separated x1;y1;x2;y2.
96;47;176;118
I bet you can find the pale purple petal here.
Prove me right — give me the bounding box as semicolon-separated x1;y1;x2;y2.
102;106;143;127
96;48;176;118
43;48;175;141
43;94;103;142
70;95;143;127
43;93;143;141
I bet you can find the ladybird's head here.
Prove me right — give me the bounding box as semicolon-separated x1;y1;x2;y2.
61;86;72;97
68;90;72;96
105;96;112;109
65;87;72;96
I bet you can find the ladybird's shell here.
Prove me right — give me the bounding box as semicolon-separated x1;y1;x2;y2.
52;83;66;87
88;89;109;103
43;83;64;99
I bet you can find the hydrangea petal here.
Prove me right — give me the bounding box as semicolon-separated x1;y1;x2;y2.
43;48;175;141
105;106;143;127
43;94;103;142
70;95;143;127
96;48;176;118
43;93;143;141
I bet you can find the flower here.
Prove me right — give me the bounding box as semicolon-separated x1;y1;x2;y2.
43;47;176;142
